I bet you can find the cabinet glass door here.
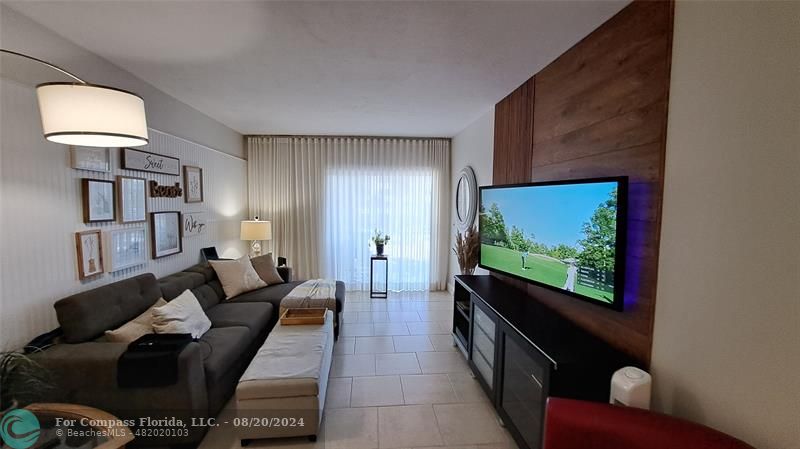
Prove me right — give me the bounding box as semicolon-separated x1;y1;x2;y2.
471;302;496;390
501;332;548;449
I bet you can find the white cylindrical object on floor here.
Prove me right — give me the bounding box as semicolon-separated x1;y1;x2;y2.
610;366;652;409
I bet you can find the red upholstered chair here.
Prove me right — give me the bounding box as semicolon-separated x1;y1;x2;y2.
543;398;756;449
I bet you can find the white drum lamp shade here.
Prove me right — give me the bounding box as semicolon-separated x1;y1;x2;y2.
36;82;149;147
240;220;272;241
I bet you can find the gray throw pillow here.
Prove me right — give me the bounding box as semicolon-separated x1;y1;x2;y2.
251;253;284;285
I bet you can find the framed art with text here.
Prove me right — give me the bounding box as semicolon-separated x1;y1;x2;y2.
150;211;182;259
122;148;180;176
182;211;207;237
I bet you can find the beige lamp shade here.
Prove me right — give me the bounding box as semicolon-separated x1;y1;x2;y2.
36;82;149;147
241;220;272;241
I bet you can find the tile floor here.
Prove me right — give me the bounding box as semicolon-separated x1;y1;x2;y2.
200;290;519;449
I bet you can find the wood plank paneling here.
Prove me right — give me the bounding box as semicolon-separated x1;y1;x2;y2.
490;0;674;365
493;78;534;184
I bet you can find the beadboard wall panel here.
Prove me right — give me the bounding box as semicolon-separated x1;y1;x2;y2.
0;79;248;350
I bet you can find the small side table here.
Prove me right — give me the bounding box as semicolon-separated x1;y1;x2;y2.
370;255;388;298
25;402;134;448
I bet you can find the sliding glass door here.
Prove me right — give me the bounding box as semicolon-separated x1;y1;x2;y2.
322;168;433;291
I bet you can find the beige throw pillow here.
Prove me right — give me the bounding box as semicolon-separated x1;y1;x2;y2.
104;298;167;343
251;253;284;285
209;255;267;299
152;290;211;338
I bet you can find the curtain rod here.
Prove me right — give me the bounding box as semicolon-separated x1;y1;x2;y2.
245;134;451;141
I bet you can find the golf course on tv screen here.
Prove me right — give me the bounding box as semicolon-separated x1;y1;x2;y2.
479;179;625;307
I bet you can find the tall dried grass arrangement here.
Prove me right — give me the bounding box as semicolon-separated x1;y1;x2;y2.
453;225;480;275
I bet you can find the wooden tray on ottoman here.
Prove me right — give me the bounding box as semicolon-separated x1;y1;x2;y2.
280;307;327;325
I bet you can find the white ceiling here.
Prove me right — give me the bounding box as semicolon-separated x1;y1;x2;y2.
6;1;628;137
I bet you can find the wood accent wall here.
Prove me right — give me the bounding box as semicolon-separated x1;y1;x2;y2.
491;0;674;365
493;78;534;183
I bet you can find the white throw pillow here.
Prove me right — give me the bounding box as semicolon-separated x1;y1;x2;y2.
105;298;167;343
152;290;211;338
209;255;267;299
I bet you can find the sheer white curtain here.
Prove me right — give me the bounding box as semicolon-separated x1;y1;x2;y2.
248;136;450;291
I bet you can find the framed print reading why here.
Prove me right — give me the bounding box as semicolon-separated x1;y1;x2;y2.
182;211;207;237
122;148;180;176
150;211;182;259
117;176;147;223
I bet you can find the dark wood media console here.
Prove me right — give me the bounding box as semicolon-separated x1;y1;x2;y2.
453;275;639;449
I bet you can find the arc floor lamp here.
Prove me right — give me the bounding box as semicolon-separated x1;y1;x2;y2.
1;49;149;147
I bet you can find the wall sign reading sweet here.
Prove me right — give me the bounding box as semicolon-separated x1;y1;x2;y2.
122;148;180;175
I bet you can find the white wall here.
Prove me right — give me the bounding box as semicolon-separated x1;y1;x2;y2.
448;108;494;291
0;5;244;159
0;78;249;351
651;2;800;449
0;6;249;351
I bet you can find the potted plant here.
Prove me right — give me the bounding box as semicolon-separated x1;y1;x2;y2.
371;230;391;256
0;350;53;416
453;225;480;275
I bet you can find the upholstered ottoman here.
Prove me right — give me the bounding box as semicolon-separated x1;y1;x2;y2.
235;310;334;444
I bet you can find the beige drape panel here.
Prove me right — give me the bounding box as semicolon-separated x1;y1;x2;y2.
247;136;450;290
248;137;325;280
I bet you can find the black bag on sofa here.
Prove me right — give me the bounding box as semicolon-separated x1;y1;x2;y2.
118;333;193;388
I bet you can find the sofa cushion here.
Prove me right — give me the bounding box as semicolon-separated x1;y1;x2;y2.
158;271;206;301
183;262;218;282
232;281;347;314
199;325;257;416
198;326;251;386
190;281;225;310
55;274;161;343
206;303;274;335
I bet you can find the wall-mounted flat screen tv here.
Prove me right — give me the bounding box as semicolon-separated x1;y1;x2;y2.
479;177;628;310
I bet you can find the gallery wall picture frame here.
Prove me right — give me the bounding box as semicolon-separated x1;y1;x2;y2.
150;211;182;259
117;176;147;223
183;165;204;203
107;227;147;272
182;211;207;237
82;178;116;223
75;229;104;280
121;147;180;176
70;146;111;173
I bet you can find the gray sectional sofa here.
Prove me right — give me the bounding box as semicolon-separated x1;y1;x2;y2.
32;262;345;447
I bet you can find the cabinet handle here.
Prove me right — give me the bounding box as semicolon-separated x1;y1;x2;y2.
530;373;543;388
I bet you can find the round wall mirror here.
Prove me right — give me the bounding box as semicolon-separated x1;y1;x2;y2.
455;166;478;232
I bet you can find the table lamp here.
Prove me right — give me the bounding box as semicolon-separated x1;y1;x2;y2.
240;217;272;257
